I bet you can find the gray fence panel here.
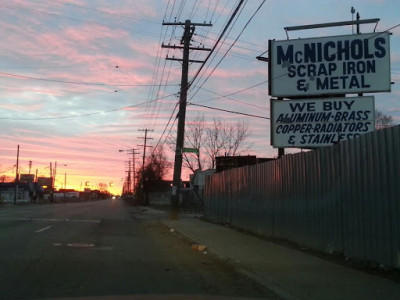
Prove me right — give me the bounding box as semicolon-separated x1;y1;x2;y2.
203;125;400;268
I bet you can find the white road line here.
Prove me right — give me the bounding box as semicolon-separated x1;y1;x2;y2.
0;217;101;223
36;225;53;233
0;217;31;221
68;219;101;223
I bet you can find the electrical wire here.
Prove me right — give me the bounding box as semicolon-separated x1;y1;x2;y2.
187;0;246;91
189;0;267;100
0;71;178;88
196;86;268;110
0;4;160;37
192;80;268;104
152;101;180;152
189;103;269;120
0;92;178;121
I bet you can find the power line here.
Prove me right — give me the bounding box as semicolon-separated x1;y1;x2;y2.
53;1;160;24
0;92;178;121
1;4;160;37
152;101;180;152
193;80;268;104
189;0;267;100
187;0;246;90
189;103;269;120
197;86;268;110
0;71;178;88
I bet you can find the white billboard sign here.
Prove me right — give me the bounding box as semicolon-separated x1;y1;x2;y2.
269;32;390;97
271;96;375;148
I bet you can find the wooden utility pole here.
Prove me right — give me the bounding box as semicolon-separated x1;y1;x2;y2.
126;161;131;193
14;145;19;205
162;20;212;217
129;149;140;193
138;129;153;204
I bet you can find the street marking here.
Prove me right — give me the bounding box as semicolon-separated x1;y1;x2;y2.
36;225;52;233
94;246;114;251
65;219;101;223
53;243;113;250
0;217;31;221
67;243;95;248
0;217;101;223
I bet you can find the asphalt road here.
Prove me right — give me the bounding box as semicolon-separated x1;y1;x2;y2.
0;199;278;300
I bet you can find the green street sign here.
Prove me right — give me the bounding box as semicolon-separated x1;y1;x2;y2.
183;147;199;154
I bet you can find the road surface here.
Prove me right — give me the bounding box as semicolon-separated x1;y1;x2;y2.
0;199;278;299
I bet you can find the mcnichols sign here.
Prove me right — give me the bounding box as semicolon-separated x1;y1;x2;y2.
269;32;391;97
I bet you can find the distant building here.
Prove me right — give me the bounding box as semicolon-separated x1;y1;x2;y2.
0;182;43;204
216;155;275;173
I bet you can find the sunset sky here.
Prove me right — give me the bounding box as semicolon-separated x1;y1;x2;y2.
1;0;399;195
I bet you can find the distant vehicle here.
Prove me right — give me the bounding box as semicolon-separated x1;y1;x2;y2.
112;196;116;200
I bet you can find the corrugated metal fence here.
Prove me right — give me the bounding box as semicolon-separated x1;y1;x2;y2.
204;125;400;268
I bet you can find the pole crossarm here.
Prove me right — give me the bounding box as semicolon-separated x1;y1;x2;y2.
162;22;212;27
166;57;205;63
162;44;212;51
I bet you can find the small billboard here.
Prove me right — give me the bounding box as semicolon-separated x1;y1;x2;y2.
37;177;53;187
269;32;390;97
271;96;375;148
19;174;34;183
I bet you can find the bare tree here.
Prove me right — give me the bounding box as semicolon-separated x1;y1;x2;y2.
168;114;251;171
98;183;108;192
138;145;171;189
204;118;250;169
375;109;393;130
222;121;250;156
182;114;206;172
166;114;206;173
204;119;226;169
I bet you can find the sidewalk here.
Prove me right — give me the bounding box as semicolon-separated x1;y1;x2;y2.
141;207;400;300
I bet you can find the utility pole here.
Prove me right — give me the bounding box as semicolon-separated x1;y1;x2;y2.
138;129;153;172
162;20;212;217
132;150;137;193
119;148;140;194
128;149;140;193
54;162;57;186
14;145;20;205
138;129;153;205
125;161;131;194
